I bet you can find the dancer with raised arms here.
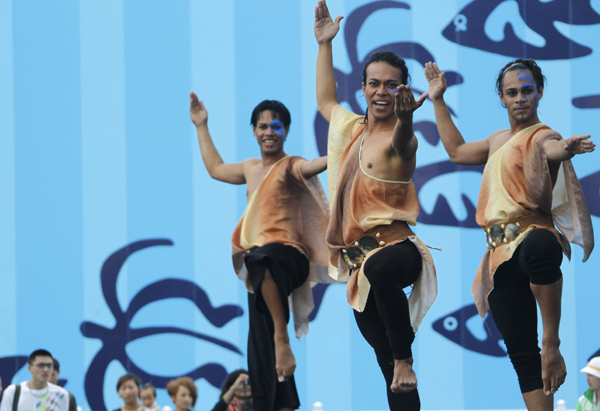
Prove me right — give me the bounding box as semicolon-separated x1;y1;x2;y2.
425;59;594;411
314;1;437;409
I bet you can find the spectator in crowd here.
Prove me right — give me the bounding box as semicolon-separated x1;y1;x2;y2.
577;357;600;411
139;383;161;411
166;378;196;411
0;349;70;411
113;374;143;411
211;370;252;411
49;358;77;411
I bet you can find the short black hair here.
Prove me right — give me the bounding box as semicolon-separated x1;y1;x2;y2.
220;369;248;396
52;358;60;372
140;383;156;398
496;58;545;95
117;373;141;392
28;349;53;364
250;100;291;130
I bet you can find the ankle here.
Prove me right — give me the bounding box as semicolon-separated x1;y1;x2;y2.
394;357;414;366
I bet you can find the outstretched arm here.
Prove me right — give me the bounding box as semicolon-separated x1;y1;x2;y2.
424;62;489;165
391;85;427;158
190;92;246;184
315;0;343;123
545;134;595;162
300;156;327;179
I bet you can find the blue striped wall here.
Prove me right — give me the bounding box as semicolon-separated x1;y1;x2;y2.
1;1;599;410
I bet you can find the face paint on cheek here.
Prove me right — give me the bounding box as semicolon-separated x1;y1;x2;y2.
270;119;285;141
389;87;398;94
516;71;538;119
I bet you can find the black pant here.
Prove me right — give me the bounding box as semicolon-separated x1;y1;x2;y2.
245;243;309;411
353;240;422;411
488;229;563;393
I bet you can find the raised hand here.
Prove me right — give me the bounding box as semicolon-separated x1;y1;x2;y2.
189;91;208;127
564;134;595;155
424;62;447;100
314;0;343;44
394;84;428;120
231;373;249;391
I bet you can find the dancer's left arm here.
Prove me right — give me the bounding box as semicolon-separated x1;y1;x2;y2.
545;134;595;161
301;156;327;179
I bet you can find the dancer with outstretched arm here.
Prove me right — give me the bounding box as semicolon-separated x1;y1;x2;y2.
425;59;594;411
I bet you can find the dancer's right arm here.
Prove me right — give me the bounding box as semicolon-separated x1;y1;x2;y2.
190;92;246;184
424;62;489;165
315;0;343;123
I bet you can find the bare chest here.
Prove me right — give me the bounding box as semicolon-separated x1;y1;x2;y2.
359;132;409;182
488;132;513;158
245;165;270;200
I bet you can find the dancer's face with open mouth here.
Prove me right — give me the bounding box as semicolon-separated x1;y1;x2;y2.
362;61;403;122
253;110;287;155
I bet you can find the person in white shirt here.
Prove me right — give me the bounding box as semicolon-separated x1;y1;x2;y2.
0;349;70;411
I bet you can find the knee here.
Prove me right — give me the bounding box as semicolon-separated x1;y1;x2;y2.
508;350;543;393
363;256;392;285
519;230;563;284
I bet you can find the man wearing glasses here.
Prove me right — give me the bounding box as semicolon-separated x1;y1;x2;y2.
0;350;70;411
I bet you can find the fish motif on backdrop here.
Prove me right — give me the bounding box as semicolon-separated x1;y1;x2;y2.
573;95;600;110
431;303;506;357
80;239;244;411
442;0;600;60
313;1;481;227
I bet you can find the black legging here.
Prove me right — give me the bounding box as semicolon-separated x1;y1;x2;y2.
488;228;563;393
353;240;422;411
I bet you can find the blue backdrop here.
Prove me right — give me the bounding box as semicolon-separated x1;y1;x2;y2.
1;0;599;410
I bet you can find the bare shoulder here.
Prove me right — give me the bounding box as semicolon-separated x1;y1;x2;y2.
538;127;562;141
242;158;261;171
487;129;509;143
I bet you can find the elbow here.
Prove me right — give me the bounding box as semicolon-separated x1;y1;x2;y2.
447;152;461;164
206;166;219;180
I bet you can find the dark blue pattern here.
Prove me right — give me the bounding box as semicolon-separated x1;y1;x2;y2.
80;239;244;411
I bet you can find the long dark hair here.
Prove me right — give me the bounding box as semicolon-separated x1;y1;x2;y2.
220;369;248;396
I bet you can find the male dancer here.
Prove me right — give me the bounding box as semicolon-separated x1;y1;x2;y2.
425;59;594;411
314;1;437;409
190;94;330;411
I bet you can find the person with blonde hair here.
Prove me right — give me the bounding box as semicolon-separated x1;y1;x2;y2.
166;378;197;411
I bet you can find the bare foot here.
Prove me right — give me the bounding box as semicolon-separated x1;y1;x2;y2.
391;358;418;393
541;345;566;396
275;336;296;382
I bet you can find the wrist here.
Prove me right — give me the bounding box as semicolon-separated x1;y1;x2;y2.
542;336;561;347
395;113;413;122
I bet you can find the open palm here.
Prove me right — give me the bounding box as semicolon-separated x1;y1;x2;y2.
424;62;447;100
189;92;208;127
314;0;343;44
